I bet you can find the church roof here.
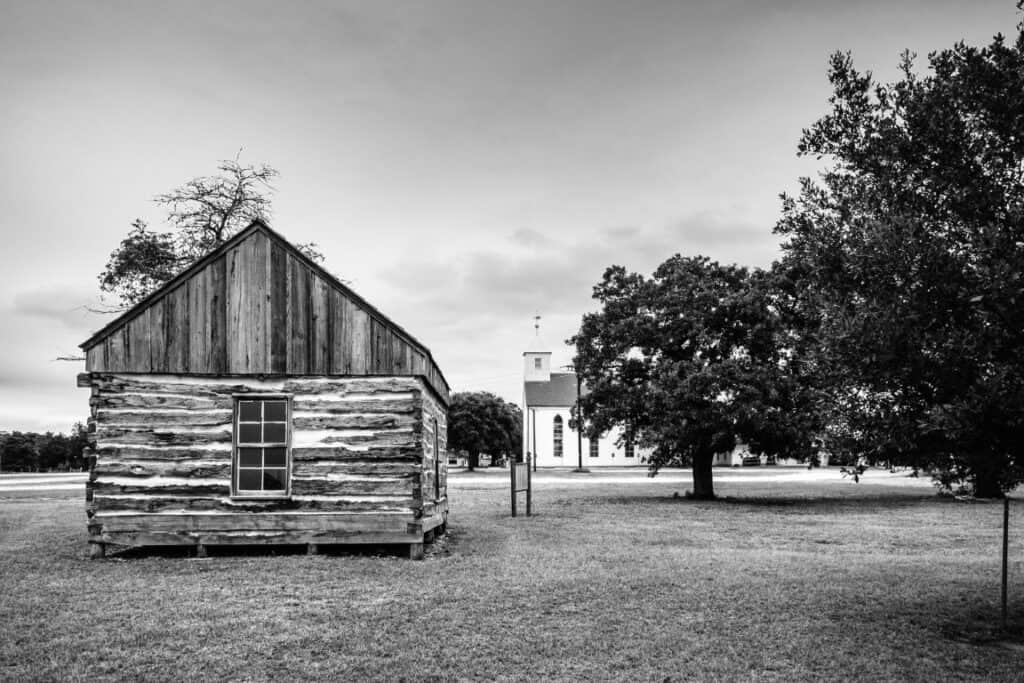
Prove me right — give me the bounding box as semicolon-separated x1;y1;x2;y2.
524;372;588;407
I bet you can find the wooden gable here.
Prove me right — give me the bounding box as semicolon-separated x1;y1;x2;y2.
80;222;449;404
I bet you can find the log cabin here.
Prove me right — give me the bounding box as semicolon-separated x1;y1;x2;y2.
77;220;449;560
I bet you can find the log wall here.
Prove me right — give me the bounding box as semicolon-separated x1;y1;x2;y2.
420;388;449;521
84;373;448;550
81;228;448;403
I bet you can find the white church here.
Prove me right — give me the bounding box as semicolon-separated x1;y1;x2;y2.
521;329;646;468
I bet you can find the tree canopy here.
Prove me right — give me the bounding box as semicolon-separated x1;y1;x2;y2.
447;392;523;471
99;156;323;307
572;256;819;499
776;26;1024;496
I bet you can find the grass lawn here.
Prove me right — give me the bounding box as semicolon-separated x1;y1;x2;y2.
2;467;1023;681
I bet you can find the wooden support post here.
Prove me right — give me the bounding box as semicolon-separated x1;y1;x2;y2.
1002;497;1009;629
510;458;517;518
307;543;319;555
526;454;532;517
89;542;105;560
195;543;207;559
409;542;424;561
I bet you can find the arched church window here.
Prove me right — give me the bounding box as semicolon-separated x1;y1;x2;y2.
625;428;635;458
553;415;563;458
534;357;542;370
589;437;599;458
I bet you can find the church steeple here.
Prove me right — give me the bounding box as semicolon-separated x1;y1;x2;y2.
523;314;552;382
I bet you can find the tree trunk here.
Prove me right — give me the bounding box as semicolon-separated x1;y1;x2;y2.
467;451;479;472
973;464;1004;499
691;452;716;500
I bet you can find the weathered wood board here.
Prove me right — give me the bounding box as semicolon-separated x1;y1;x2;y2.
80;224;449;403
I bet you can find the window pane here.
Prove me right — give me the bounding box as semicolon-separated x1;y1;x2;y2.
263;422;286;443
263;469;287;490
238;401;262;422
264;447;287;467
238;447;262;467
238;423;261;443
238;469;262;491
263;401;287;422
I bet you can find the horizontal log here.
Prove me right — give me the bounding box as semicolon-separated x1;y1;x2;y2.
96;461;232;479
291;398;419;415
100;393;231;411
96;429;233;446
291;460;421;476
92;375;423;399
290;446;421;462
93;376;282;397
96;444;231;461
78;372;92;388
93;480;230;496
292;414;418;431
316;431;418;447
92;497;418;516
290;478;414;496
98;409;232;428
283;378;421;395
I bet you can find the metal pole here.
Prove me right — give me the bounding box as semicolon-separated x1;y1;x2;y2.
576;373;583;470
531;409;537;473
1002;497;1009;628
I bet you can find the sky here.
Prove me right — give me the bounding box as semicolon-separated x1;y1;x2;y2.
1;0;1020;433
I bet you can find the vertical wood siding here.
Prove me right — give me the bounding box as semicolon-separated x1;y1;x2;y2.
83;229;449;403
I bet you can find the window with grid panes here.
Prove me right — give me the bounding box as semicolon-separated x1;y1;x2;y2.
234;397;290;496
553;415;563;457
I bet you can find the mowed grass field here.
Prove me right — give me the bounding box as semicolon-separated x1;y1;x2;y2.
2;468;1024;681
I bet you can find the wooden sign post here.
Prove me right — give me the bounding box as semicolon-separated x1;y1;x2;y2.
511;455;532;517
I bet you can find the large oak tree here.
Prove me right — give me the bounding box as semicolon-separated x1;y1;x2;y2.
571;257;820;499
777;19;1024;496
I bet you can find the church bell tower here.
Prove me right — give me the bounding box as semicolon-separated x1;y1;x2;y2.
523;315;551;382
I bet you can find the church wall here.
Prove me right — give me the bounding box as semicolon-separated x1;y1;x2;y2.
524;406;645;468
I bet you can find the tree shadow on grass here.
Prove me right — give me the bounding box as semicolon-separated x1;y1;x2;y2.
593;493;943;514
941;609;1024;649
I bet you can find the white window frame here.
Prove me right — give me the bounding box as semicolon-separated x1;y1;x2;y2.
231;394;292;499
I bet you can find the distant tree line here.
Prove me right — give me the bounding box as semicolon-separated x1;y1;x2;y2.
0;425;91;472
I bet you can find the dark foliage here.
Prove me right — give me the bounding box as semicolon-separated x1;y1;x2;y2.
777;19;1024;496
571;257;821;499
448;392;523;471
99;156;323;307
0;424;90;472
